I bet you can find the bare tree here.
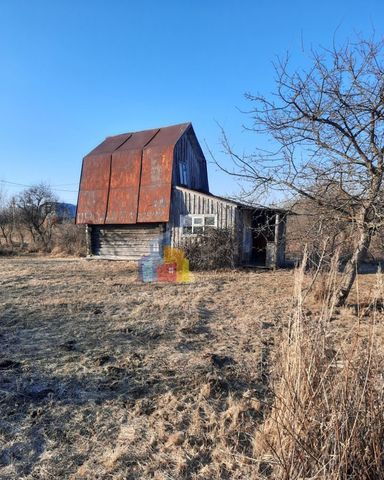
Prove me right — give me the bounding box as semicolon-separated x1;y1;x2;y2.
221;37;384;305
16;183;58;251
0;191;18;248
0;207;14;247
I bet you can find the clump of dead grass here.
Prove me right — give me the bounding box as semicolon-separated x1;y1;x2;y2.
254;254;384;479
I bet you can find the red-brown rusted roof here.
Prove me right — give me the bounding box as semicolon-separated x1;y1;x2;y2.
76;123;191;225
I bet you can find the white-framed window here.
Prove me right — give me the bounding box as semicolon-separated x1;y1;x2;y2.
181;214;217;235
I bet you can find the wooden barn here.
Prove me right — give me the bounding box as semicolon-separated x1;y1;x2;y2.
76;123;286;267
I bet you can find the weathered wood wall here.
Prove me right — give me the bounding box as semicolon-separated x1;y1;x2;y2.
172;129;209;192
276;214;287;266
88;187;286;267
239;210;252;264
168;186;239;247
91;224;162;260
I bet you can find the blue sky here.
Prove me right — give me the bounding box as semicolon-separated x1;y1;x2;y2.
0;0;382;204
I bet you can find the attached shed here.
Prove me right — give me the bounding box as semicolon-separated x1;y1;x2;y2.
76;123;286;267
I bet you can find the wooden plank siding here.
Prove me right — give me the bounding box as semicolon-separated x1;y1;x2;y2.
276;214;287;266
168;187;286;267
172;130;209;193
91;224;162;260
168;186;240;248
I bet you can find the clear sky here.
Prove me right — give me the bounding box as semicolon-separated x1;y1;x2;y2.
0;0;382;204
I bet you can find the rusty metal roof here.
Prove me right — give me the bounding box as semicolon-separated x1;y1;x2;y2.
76;123;191;225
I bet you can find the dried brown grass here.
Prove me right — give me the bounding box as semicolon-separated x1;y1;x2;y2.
0;257;383;479
254;255;384;479
0;258;291;479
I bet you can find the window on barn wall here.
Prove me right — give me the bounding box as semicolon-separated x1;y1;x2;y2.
179;159;189;186
181;214;217;235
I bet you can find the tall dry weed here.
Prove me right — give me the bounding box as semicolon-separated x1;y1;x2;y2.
254;254;384;479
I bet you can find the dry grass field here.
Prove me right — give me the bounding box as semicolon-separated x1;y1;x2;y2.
0;257;383;479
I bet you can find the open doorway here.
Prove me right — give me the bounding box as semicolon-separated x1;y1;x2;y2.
250;211;275;266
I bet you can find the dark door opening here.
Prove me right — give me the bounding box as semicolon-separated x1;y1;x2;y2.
250;212;275;266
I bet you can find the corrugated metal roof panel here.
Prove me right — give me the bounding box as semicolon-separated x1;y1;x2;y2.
76;155;111;224
116;128;160;151
146;123;190;147
76;123;192;225
88;133;132;155
105;128;160;224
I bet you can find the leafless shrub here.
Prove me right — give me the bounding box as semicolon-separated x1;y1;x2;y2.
52;223;86;256
254;255;384;479
0;205;14;247
181;228;236;270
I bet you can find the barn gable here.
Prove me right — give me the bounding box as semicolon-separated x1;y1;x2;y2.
76;123;208;225
173;126;209;192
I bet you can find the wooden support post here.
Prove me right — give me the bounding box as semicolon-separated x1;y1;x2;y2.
85;225;92;257
272;213;280;269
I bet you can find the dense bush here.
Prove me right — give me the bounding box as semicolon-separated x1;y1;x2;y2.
52;223;86;256
181;228;236;270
